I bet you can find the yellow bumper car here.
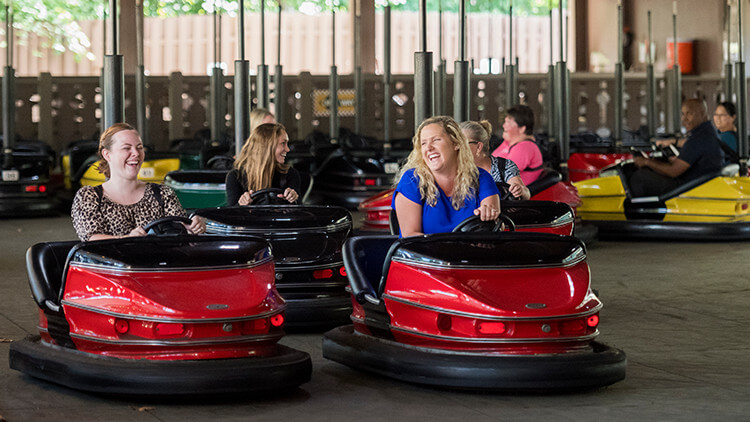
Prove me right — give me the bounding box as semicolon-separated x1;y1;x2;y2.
574;161;750;240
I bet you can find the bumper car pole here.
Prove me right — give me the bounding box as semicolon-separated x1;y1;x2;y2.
257;0;270;110
414;0;433;130
453;0;469;123
275;5;284;126
102;0;125;130
735;0;749;176
354;1;363;135
503;1;517;111
330;10;339;145
234;0;250;157
2;2;15;168
210;9;227;143
646;10;657;139
554;0;570;179
669;3;681;135
135;0;148;143
613;1;623;149
383;6;392;153
435;1;447;117
724;2;733;104
546;3;556;141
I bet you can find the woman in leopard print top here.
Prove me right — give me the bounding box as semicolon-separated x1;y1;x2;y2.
71;123;205;241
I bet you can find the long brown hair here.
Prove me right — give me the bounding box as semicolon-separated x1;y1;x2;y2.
234;123;289;192
395;116;478;210
96;123;137;178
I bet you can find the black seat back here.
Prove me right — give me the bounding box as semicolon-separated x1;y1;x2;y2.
527;169;563;196
342;235;397;303
26;241;79;309
388;209;399;235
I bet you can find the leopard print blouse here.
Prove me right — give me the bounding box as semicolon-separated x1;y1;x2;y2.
71;183;186;241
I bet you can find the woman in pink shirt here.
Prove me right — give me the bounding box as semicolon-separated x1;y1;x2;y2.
491;105;544;185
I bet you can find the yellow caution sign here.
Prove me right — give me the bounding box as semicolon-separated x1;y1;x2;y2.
312;89;356;117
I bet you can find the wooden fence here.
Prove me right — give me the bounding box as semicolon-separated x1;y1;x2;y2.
2;11;566;77
0;70;730;155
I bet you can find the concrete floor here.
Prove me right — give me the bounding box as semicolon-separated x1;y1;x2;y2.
1;214;749;421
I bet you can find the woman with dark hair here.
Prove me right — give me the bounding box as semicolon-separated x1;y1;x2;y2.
225;123;300;206
460;120;530;200
491;105;544;184
713;101;738;156
392;116;500;237
71;123;205;241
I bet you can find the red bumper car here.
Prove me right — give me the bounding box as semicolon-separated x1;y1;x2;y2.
323;232;626;390
9;225;311;395
359;170;581;233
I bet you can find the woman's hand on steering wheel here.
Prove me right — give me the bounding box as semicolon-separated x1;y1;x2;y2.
186;215;206;234
127;225;148;238
508;182;530;200
281;188;299;204
474;202;501;221
238;190;254;206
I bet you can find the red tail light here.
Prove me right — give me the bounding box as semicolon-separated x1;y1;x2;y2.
270;314;284;327
364;178;376;186
24;185;37;192
114;319;129;334
243;318;269;334
339;266;347;277
313;269;333;279
39;185;47;193
477;321;506;334
155;323;184;336
560;319;586;335
587;315;599;327
436;314;452;331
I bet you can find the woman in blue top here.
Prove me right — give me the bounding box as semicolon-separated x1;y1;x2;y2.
392;116;501;237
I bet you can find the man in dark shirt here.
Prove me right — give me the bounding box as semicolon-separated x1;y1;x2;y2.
629;98;724;197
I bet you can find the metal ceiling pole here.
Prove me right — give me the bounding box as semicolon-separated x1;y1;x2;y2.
135;0;148;142
383;5;392;150
210;4;226;142
354;0;363;134
234;0;250;156
504;0;517;109
3;0;16;159
554;0;570;174
257;0;270;109
725;1;734;102
646;10;657;138
414;0;433;129
546;1;555;138
274;3;284;125
453;0;469;122
670;1;682;134
735;0;748;175
103;0;125;130
435;0;446;116
613;0;624;147
329;10;339;143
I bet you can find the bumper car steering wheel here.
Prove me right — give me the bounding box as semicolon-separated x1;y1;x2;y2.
452;214;516;233
496;182;520;201
251;188;295;205
143;216;192;235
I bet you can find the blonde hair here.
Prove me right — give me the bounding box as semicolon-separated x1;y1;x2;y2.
250;108;275;133
96;122;138;178
460;120;493;155
234;123;289;192
396;116;478;210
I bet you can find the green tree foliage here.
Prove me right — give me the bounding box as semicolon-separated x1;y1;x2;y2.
1;0;560;61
